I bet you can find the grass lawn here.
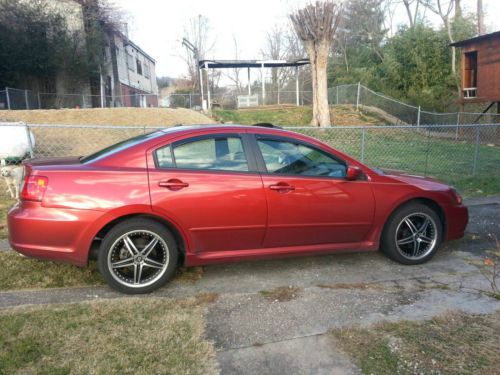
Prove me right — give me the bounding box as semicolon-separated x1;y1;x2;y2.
0;199;15;240
331;312;500;375
0;296;218;375
0;251;205;291
213;105;385;126
0;252;103;290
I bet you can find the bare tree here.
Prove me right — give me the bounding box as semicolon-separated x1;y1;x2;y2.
290;1;343;127
402;0;420;27
477;0;484;35
223;35;243;93
180;15;215;89
420;1;456;73
261;26;302;101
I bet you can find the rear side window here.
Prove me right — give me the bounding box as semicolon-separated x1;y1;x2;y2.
257;139;346;177
155;136;249;172
81;131;164;163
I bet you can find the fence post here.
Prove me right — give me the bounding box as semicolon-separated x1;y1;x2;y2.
24;123;34;158
336;85;339;105
189;94;192;109
455;112;460;140
356;82;361;111
37;92;41;109
360;128;366;163
417;106;421;127
424;128;430;176
5;87;11;110
25;90;29;110
472;126;480;176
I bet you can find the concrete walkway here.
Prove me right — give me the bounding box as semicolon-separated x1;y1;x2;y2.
1;196;499;374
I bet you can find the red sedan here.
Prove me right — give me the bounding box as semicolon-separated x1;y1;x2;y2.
8;125;468;294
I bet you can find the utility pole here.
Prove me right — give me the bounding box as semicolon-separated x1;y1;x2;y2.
182;38;201;107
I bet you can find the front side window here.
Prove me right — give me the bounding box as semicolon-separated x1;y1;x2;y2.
155;136;249;172
257;139;346;178
136;59;143;75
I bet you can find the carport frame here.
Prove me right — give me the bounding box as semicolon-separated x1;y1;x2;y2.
198;59;310;109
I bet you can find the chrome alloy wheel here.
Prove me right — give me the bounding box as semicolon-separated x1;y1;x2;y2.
107;230;170;288
394;213;438;260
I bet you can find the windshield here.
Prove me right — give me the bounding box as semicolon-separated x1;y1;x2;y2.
80;131;164;163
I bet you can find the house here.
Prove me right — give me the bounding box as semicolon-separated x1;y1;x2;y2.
101;32;159;108
17;0;159;108
451;30;500;114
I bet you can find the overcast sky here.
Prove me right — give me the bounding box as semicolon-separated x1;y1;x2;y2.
115;0;500;79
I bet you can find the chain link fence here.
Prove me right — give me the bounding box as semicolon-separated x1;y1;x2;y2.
328;83;500;125
0;121;499;199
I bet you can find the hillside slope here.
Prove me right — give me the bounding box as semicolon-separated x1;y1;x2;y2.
0;107;215;126
213;105;393;126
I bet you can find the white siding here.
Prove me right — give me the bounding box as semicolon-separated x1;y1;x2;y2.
114;35;158;94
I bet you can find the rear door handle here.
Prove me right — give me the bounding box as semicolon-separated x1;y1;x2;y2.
158;179;189;190
269;182;295;192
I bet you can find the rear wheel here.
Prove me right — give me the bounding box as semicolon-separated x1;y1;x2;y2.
381;203;442;265
98;218;178;294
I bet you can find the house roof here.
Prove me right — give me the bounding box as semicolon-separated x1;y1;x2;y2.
450;30;500;47
198;59;310;69
121;35;156;64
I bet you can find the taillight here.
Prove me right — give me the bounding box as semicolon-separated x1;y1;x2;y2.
21;176;48;202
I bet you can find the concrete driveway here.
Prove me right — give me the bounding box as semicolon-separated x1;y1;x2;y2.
1;197;499;374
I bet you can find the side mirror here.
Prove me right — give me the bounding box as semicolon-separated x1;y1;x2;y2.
346;166;362;181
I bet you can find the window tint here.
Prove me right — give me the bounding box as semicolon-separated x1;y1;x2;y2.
81;131;164;163
167;136;249;172
156;145;174;168
257;139;346;177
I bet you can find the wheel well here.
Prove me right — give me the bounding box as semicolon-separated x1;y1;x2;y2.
387;198;447;234
88;214;186;264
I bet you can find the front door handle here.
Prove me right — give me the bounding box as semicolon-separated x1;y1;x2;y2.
269;182;295;193
158;179;189;190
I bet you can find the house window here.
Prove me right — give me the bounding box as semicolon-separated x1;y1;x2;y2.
136;59;143;75
144;63;150;79
127;53;134;71
463;51;477;98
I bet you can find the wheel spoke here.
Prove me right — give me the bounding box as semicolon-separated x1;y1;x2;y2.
420;235;433;243
419;218;430;235
123;236;139;256
111;257;134;269
143;257;164;269
413;240;420;256
404;218;418;234
141;237;159;257
397;235;414;245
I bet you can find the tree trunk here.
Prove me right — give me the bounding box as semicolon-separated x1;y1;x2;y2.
477;0;484;35
304;41;319;126
314;39;331;127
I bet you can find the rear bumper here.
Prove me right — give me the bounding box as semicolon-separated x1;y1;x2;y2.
444;204;468;241
7;201;104;266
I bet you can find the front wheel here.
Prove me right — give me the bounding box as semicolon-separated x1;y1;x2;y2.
381;203;442;265
98;218;178;294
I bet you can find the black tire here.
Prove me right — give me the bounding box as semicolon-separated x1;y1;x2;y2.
98;218;178;294
381;203;443;265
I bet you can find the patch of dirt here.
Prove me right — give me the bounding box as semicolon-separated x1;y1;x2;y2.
175;266;204;283
0;107;215;126
316;282;382;290
259;286;301;302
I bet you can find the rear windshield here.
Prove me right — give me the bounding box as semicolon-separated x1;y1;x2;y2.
80;131;164;163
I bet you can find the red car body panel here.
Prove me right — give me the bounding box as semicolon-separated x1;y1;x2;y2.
8;125;468;267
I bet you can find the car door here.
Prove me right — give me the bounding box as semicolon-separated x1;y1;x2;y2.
252;134;375;248
148;133;267;253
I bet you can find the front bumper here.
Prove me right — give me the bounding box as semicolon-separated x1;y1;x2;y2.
7;201;104;266
444;203;469;241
